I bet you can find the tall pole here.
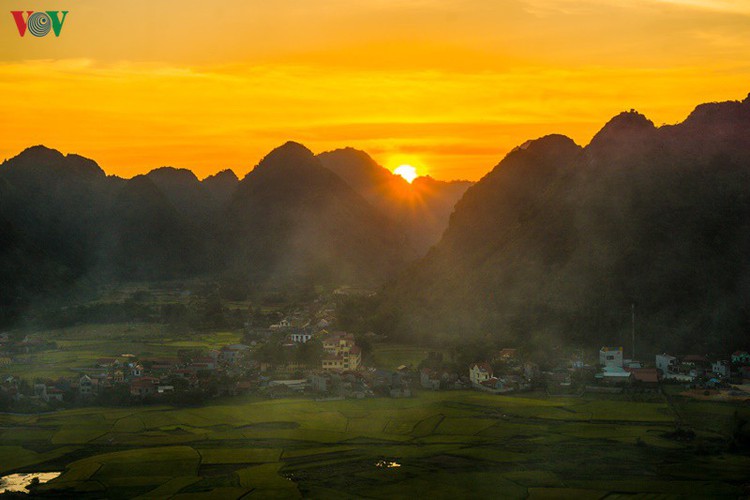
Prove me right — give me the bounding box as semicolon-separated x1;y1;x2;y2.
631;303;636;360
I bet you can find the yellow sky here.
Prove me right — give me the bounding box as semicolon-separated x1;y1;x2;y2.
1;0;749;180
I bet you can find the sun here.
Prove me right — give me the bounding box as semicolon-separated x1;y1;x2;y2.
393;164;418;183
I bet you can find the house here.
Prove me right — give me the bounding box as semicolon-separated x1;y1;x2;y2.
79;375;95;397
599;347;623;368
290;329;312;344
322;332;356;353
33;383;48;402
628;368;659;385
655;354;678;375
235;380;257;394
596;365;632;384
523;362;539;380
322;346;362;371
389;385;412;398
96;357;118;368
130;377;158;397
47;387;64;402
732;351;750;364
268;379;307;392
682;354;708;365
220;344;250;364
420;368;441;390
270;318;292;330
547;369;572;387
469;362;493;386
311;372;337;392
321;333;361;371
497;348;518;360
712;360;731;378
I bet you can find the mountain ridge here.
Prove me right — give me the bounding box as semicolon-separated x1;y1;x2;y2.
379;94;750;354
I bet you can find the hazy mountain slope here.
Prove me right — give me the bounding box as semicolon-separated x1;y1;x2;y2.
318;148;472;254
225;142;412;286
202;169;239;206
100;175;208;279
382;95;750;354
145;167;217;221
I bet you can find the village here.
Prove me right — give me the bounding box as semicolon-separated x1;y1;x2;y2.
2;309;750;410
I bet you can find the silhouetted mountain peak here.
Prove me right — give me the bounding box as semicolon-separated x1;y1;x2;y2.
204;169;238;184
496;135;581;178
319;147;384;172
147;166;200;184
587;111;657;157
2;145;105;178
250;141;317;176
682;97;750;128
121;174;166;199
318;147;406;195
12;145;65;165
590;109;654;141
518;134;580;156
202;169;239;206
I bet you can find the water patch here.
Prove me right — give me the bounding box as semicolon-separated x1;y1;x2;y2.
0;472;61;494
375;460;401;468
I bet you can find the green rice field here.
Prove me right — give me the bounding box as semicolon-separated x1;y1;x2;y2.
1;391;748;498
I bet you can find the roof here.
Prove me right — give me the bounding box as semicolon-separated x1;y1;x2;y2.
480;377;499;388
498;348;517;358
682;355;707;362
628;368;659;383
130;378;158;388
657;353;677;360
601;366;631;378
471;362;493;373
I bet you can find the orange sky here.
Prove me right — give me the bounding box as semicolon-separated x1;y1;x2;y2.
1;0;749;181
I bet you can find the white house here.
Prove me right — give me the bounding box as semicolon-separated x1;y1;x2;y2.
655;354;678;375
599;347;623;368
290;331;312;343
469;362;493;386
79;375;94;396
712;360;730;378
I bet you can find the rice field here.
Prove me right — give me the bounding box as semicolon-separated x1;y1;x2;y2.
2;390;748;498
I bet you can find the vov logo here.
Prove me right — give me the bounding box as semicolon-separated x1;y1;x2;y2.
11;11;69;37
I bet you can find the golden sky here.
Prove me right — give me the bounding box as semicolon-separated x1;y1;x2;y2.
1;0;749;181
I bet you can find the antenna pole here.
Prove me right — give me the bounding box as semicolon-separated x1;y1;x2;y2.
631;303;635;360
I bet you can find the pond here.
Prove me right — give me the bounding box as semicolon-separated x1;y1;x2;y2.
375;460;401;468
0;472;62;494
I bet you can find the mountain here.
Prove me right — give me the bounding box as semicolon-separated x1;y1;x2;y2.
317;148;472;254
224;142;412;286
145;167;215;220
381;95;750;355
202;169;239;206
0;146;114;323
0;145;111;274
102;174;208;279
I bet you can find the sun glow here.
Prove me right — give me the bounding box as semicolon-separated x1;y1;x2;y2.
393;164;418;183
